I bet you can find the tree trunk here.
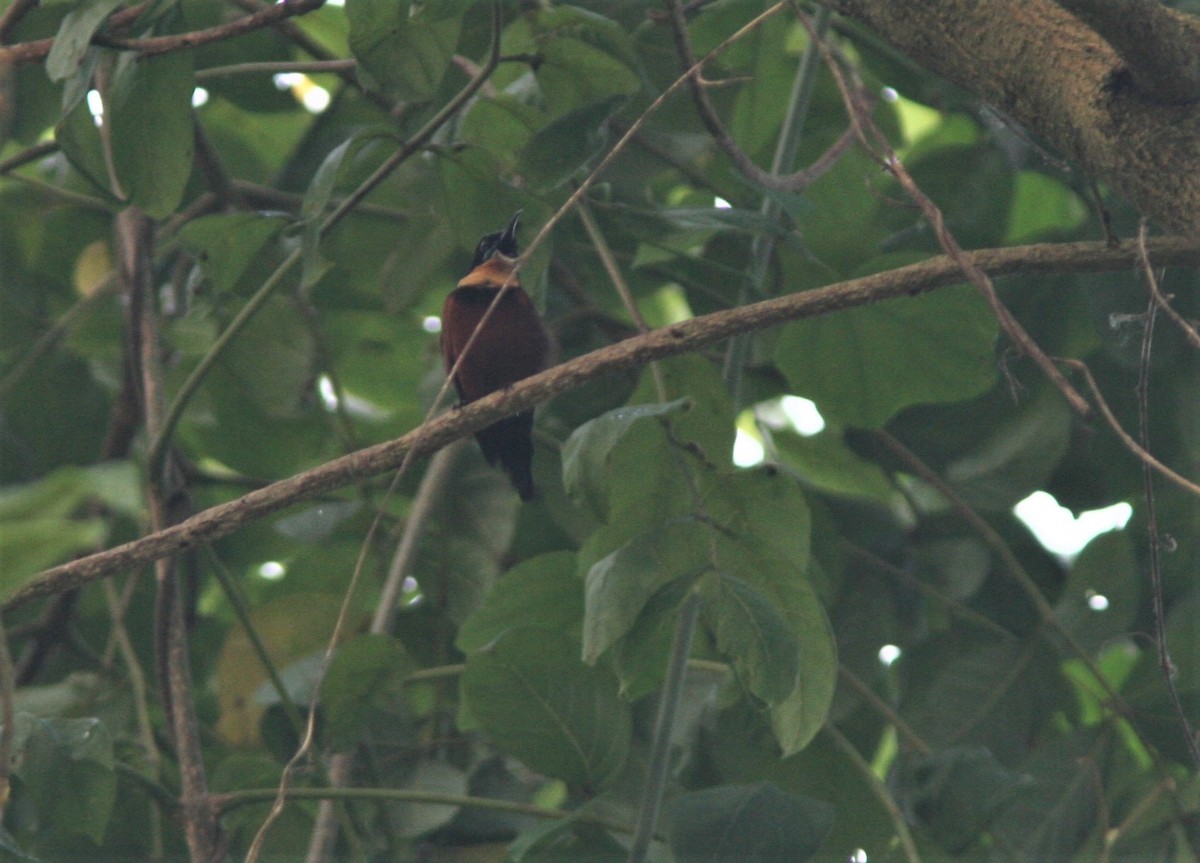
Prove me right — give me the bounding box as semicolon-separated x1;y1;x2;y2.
829;0;1200;235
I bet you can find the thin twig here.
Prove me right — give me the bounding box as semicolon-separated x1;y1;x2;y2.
824;724;923;863
1134;223;1200;770
844;542;1015;640
626;590;702;863
664;0;851;195
0;616;16;823
1136;221;1200;350
837;664;932;756
102;578;164;857
303;440;467;863
1062;359;1200;499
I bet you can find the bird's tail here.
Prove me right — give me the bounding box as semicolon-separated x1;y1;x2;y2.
474;412;536;501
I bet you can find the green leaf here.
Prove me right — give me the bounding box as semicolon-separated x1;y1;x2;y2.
894;745;1031;853
775;284;999;428
321;634;417;751
988;733;1102;861
518;95;625;190
461;628;630;791
561;398;690;520
528;7;641;114
1053;529;1137;656
347;0;469;102
704;466;812;571
0;462;139;522
389;760;468;838
456;551;582;653
108;50;195;217
763;581;837;756
53;97;116;201
0;518;106;600
12;714;116;845
582;519;707;663
45;0;123;83
944;386;1072;510
629;355;737;469
668;782;834;863
178;213;288;295
702;571;800;705
300;129;397;288
774;426;896;503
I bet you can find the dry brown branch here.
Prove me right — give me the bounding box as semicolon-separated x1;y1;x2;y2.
8;237;1200;612
0;0;325;66
663;0;853;194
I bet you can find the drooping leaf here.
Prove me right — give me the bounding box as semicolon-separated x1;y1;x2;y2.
108;50;195;217
701;570;800;706
12;715;116;845
892;745;1031;853
45;0;124;83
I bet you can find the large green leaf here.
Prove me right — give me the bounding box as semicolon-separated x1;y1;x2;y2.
347;0;469;102
518;95;625;190
701;570;800;706
44;0;124;83
775;283;999;428
178;213;288;295
668;782;834;863
893;745;1031;853
461;628;630;792
456;551;581;652
561;397;690;520
581;518;707;663
11;715;116;846
108;50;195;218
1053;529;1138;657
321;634;417;751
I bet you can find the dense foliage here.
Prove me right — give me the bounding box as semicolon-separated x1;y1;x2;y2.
0;1;1198;861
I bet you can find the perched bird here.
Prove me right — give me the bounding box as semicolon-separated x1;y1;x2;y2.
441;212;550;500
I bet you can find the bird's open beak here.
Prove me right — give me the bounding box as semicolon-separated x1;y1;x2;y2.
501;210;522;247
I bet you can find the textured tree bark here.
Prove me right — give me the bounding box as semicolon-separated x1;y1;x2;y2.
827;0;1200;235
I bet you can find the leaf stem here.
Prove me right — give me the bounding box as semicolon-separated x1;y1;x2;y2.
723;5;833;408
626;588;702;863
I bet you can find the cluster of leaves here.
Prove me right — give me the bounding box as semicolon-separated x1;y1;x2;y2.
1;1;1199;861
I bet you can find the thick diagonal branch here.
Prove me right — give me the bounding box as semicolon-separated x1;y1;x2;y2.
7;237;1200;612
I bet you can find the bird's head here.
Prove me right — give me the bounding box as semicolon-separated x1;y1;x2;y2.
470;210;522;269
